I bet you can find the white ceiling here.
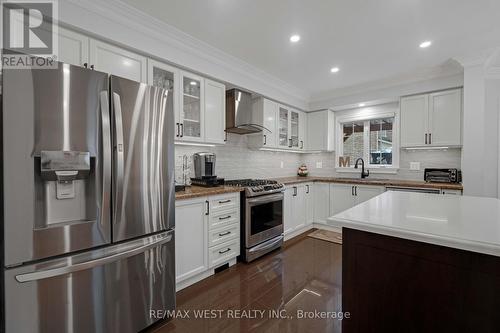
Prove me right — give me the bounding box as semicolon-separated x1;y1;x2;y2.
120;0;500;99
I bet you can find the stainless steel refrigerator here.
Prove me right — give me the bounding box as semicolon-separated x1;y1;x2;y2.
1;62;175;333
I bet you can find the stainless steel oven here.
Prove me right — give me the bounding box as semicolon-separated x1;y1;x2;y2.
245;192;284;248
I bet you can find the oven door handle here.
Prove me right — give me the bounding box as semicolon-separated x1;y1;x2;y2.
249;235;284;253
246;193;284;205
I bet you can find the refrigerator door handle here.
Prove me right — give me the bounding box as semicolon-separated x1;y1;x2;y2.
15;231;173;283
112;92;125;225
99;91;112;231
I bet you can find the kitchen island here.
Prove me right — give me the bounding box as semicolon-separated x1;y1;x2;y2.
328;191;500;332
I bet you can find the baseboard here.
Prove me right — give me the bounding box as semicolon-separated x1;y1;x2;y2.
313;222;342;234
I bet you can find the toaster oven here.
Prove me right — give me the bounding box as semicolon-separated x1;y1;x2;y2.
424;168;462;183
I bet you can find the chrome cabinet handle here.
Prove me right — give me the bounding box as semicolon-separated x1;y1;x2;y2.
306;185;309;194
293;186;297;196
429;133;432;144
288;138;292;148
16;232;173;282
300;140;303;149
175;123;180;137
205;200;209;215
90;64;94;70
112;92;125;226
180;123;184;137
263;134;267;145
83;62;88;68
219;199;231;204
219;248;231;254
218;231;231;237
99;92;112;231
425;133;428;144
355;186;358;196
218;215;231;220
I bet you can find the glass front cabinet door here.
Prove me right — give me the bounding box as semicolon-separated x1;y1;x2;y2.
278;106;290;148
179;71;205;142
290;110;300;149
148;60;180;138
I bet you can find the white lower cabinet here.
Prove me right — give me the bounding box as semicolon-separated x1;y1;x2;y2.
175;193;240;290
330;183;385;216
175;197;208;283
313;182;330;223
284;184;312;237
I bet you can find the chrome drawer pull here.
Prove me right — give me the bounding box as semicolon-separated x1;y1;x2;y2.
219;248;231;254
218;199;231;204
218;231;231;236
219;215;231;220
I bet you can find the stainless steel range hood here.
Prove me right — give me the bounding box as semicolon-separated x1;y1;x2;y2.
225;89;269;134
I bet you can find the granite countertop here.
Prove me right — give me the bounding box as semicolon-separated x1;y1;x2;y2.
328;191;500;257
271;176;463;190
175;186;243;200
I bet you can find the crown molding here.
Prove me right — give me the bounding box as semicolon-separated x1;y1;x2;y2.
59;0;309;109
309;62;463;108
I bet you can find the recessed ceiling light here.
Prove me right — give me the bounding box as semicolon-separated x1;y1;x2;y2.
330;67;340;73
190;81;197;86
419;41;432;48
290;35;301;43
359;103;366;107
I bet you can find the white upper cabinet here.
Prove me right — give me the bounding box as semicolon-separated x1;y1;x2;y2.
56;27;89;67
148;59;180;137
204;79;226;144
400;94;428;147
307;110;335;152
278;105;290;148
179;71;205;142
249;98;278;148
428;89;462;146
401;89;462;147
89;40;147;82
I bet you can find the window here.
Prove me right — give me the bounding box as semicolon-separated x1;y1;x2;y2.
337;113;398;170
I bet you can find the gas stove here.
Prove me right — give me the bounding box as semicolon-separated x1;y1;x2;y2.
225;179;284;197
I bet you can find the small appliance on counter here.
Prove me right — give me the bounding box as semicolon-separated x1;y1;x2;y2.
424;168;462;183
191;152;224;187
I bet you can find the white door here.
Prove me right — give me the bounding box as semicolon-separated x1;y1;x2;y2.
283;187;294;235
428;89;462;146
262;99;278;148
175;198;208;283
400;94;428;147
313;183;330;223
355;185;385;205
292;185;307;230
330;184;355;216
305;183;314;225
204;79;226;144
56;27;89;67
89;39;147;82
179;71;205;142
147;60;180;138
307;111;326;151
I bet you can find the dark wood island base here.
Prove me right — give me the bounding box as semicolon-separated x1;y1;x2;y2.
342;228;500;332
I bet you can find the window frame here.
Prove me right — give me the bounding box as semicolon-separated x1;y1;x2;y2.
335;110;399;172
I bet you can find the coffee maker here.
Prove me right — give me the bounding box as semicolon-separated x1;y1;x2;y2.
191;152;224;187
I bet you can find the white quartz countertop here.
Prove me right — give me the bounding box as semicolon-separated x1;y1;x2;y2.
327;191;500;257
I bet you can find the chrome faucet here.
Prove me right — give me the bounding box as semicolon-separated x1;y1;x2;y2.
354;158;370;179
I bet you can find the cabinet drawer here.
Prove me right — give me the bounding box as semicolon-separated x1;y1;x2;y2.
208;223;239;247
209;194;239;214
209;209;239;230
208;239;240;268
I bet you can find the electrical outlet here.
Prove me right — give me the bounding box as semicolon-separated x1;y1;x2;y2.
316;162;323;169
280;161;284;168
410;162;420;171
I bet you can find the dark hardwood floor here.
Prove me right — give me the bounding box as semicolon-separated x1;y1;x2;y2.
149;232;342;332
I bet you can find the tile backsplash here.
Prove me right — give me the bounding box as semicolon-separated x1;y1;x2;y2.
175;134;462;182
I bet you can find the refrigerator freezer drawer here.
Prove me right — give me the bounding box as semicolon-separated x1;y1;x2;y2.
4;231;175;333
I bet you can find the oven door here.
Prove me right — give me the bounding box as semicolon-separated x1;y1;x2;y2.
245;192;284;248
